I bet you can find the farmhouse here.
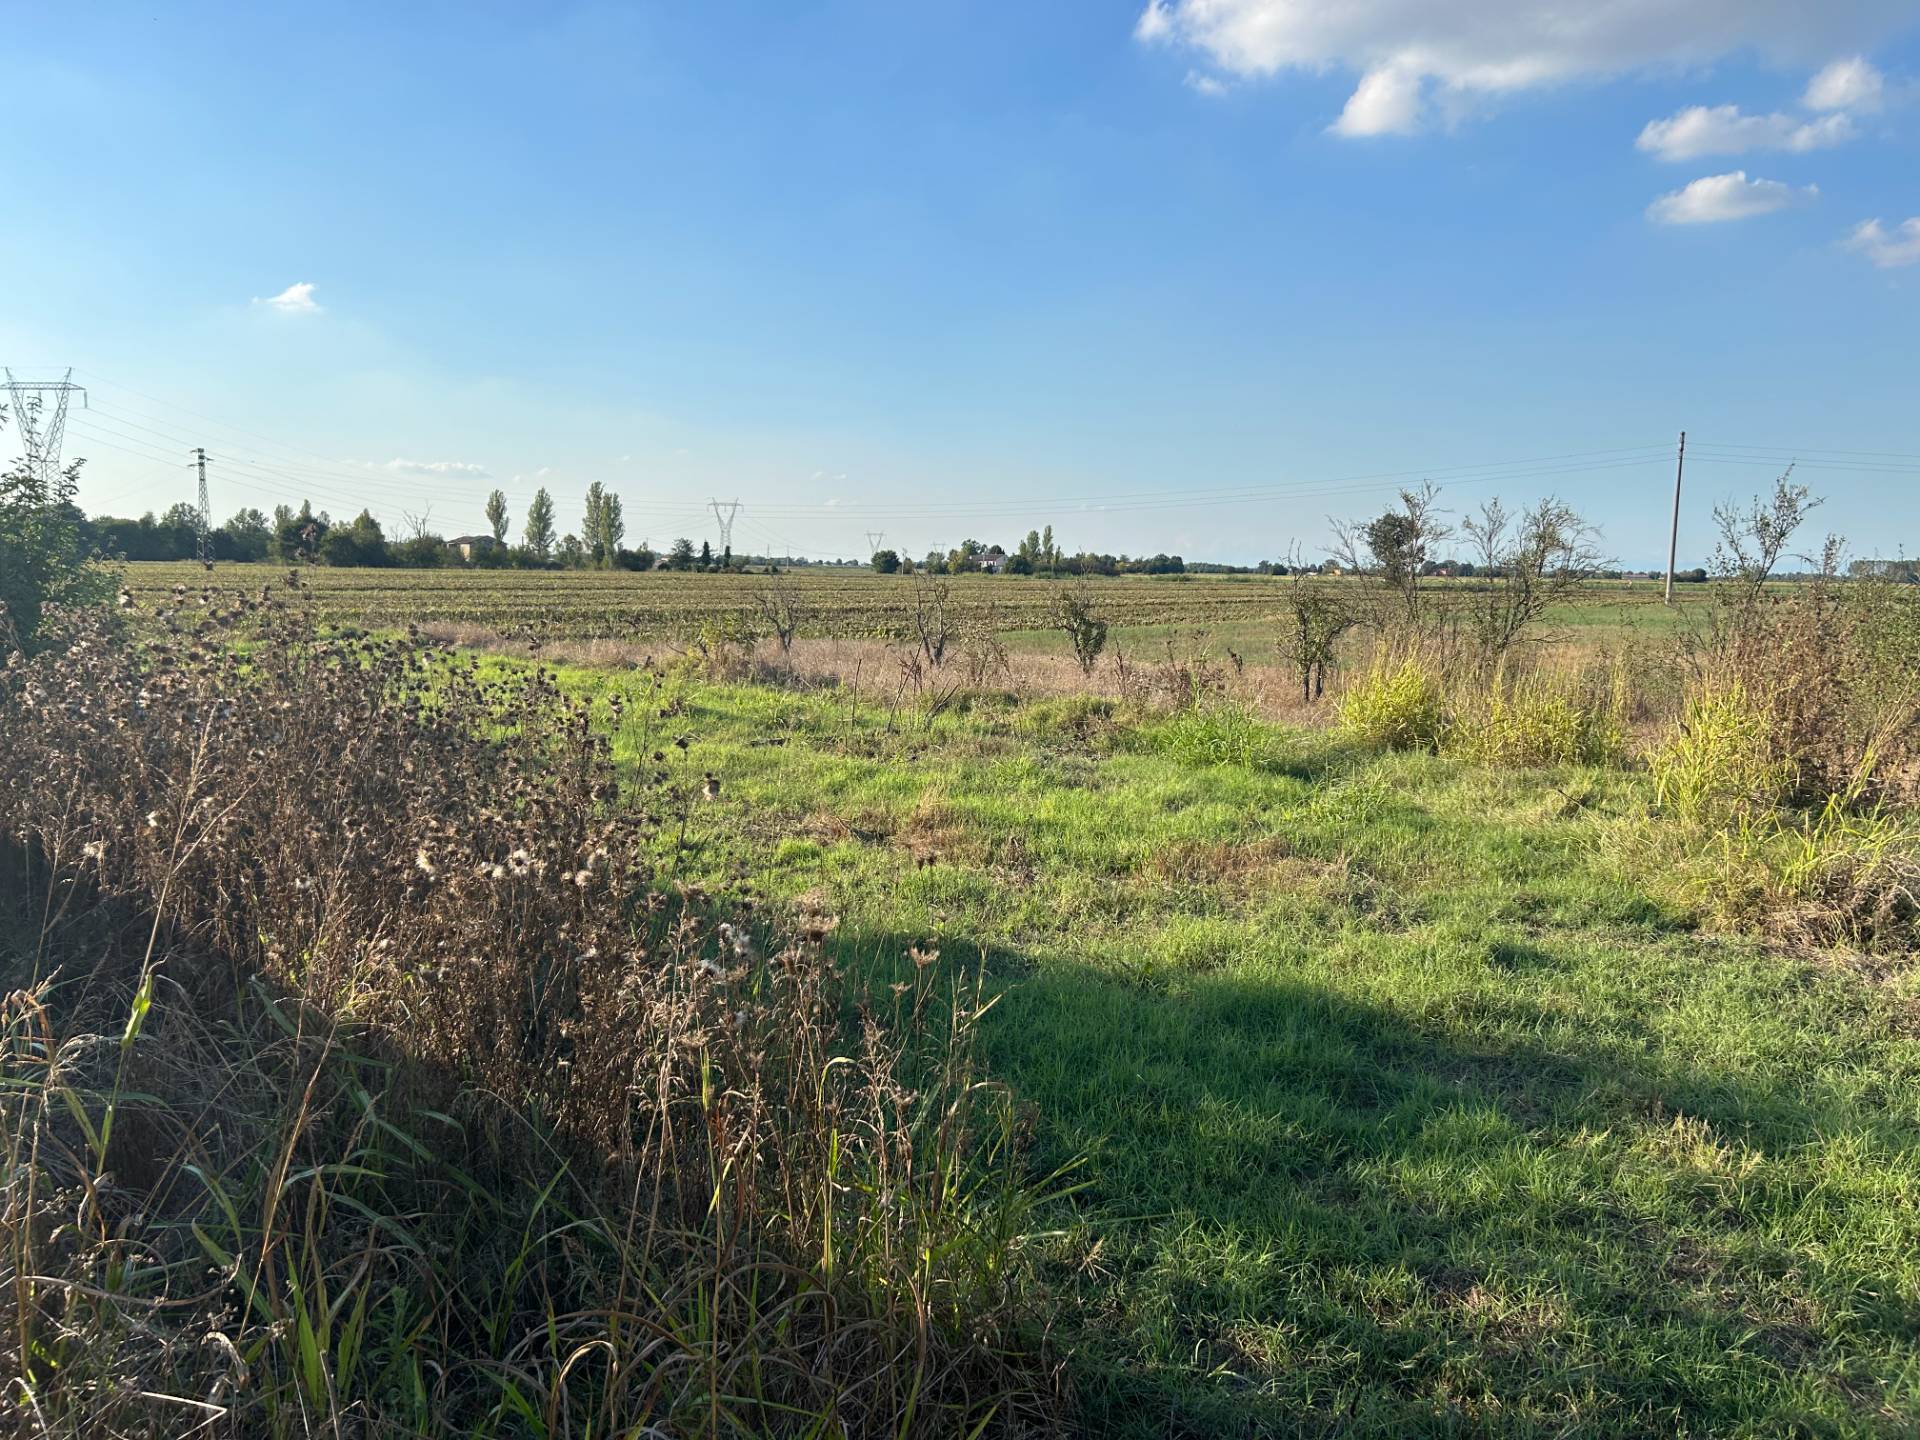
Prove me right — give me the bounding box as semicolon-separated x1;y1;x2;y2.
447;535;499;561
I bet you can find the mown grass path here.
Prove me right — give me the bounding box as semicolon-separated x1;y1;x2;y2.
548;662;1920;1437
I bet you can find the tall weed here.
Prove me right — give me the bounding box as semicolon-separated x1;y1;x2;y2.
1336;657;1447;752
1447;669;1627;769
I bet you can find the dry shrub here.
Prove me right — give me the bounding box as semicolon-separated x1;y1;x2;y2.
1617;794;1920;957
1611;574;1920;956
1702;580;1920;808
0;598;1065;1437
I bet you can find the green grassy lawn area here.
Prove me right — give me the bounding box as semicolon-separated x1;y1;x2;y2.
544;659;1920;1436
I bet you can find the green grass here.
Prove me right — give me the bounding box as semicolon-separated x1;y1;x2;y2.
527;658;1920;1435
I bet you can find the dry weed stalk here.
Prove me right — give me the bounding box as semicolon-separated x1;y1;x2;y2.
0;596;1064;1437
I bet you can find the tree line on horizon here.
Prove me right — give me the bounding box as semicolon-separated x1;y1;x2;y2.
47;467;1706;582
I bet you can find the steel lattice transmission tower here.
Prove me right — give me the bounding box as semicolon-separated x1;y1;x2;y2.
708;498;740;558
864;530;886;558
193;448;213;568
3;368;87;497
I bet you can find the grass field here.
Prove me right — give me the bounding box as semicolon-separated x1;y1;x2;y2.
51;568;1914;1434
503;658;1920;1436
122;561;1714;655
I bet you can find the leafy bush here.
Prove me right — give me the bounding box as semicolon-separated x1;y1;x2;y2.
0;438;114;651
1051;582;1110;675
1336;658;1447;751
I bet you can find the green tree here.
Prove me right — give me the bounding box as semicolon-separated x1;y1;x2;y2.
484;489;509;544
321;509;389;567
698;539;713;570
667;537;696;570
583;482;624;565
0;430;112;650
274;500;331;563
871;548;901;574
523;487;557;561
219;507;273;562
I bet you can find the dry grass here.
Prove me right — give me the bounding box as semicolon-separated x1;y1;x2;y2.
0;596;1069;1437
420;622;1343;728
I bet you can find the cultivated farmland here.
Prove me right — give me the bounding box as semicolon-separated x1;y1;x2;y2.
123;560;1707;650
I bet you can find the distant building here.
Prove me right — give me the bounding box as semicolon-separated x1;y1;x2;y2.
981;545;1008;574
448;535;499;561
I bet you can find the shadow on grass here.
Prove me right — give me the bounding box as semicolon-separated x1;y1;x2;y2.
832;928;1920;1439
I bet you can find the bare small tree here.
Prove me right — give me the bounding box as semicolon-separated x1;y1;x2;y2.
957;598;1011;685
1460;496;1606;664
1282;566;1356;702
909;572;954;668
1331;481;1453;635
400;506;434;542
750;572;807;654
1713;468;1822;611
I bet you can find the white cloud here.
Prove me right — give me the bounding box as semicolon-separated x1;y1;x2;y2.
255;281;320;313
1805;56;1885;111
1845;216;1920;266
1646;170;1816;225
1135;0;1173;43
1636;104;1856;160
1132;1;1911;135
1331;61;1422;135
379;458;491;478
1184;69;1229;97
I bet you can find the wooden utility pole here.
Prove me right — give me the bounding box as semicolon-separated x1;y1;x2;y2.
1663;430;1686;605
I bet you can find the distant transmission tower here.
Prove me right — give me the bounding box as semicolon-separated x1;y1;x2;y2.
864;530;886;557
193;447;213;568
2;368;87;495
708;497;740;558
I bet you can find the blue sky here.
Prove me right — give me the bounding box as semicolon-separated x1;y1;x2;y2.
3;0;1917;566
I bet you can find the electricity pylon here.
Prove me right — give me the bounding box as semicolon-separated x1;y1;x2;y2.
3;368;87;496
708;498;740;557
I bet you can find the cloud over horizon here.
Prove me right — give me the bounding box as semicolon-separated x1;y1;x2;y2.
374;458;492;478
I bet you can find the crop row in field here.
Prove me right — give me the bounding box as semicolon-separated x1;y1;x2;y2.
124;560;1703;646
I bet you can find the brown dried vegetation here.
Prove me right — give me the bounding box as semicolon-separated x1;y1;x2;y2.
0;596;1065;1437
